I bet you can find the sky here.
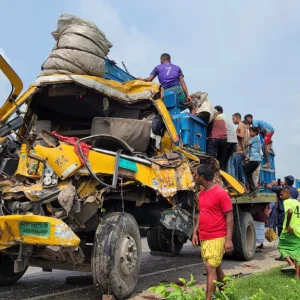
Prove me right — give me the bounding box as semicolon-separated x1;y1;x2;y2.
0;0;300;180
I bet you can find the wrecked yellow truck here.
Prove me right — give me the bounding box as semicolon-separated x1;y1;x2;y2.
0;55;275;299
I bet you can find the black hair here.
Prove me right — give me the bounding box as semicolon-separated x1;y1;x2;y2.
249;126;259;134
161;53;171;61
280;186;290;194
214;105;223;113
196;164;214;181
243;120;250;125
244;114;253;120
233;113;241;119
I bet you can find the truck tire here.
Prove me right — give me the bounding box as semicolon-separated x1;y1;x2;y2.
146;228;161;252
0;255;27;286
233;212;256;261
158;231;184;255
92;212;141;300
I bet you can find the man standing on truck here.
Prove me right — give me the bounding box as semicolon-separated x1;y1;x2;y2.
192;164;234;300
244;114;274;169
142;53;191;110
232;113;249;185
215;105;237;176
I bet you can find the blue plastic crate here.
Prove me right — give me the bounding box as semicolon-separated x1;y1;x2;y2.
104;59;135;82
261;150;275;169
163;91;181;116
171;112;207;152
260;169;276;193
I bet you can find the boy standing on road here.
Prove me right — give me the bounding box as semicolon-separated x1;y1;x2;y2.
192;165;234;300
278;187;300;278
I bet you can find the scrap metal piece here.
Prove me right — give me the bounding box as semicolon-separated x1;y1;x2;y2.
58;185;76;214
160;207;194;239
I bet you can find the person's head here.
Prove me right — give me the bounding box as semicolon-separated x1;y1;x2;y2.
243;119;251;129
249;126;259;137
280;187;290;201
284;175;294;186
160;53;171;64
214;105;223;115
244;114;253;124
232;113;241;125
194;164;214;186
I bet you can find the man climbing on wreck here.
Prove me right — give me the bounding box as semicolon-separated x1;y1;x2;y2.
192;164;234;300
141;53;192;110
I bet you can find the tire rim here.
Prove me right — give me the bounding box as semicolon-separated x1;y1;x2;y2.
246;225;255;252
119;235;138;277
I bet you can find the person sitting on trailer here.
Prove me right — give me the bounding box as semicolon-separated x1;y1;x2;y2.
244;114;274;169
189;91;215;124
141;53;191;110
277;187;300;278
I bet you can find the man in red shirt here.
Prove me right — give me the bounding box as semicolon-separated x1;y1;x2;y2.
192;164;234;300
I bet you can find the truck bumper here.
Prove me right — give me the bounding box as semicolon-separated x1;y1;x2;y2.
0;215;80;250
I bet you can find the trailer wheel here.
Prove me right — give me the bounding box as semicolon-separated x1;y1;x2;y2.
146;227;161;252
0;255;27;286
158;230;184;255
92;212;141;300
233;212;256;261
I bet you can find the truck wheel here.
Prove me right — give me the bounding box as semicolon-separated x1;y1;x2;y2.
158;231;184;255
92;212;141;300
233;212;256;261
0;255;27;286
146;228;161;252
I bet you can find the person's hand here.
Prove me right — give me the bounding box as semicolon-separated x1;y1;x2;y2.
137;77;144;80
286;226;294;235
192;232;199;248
186;95;192;104
225;239;234;253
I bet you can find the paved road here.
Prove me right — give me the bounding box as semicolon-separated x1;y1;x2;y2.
0;239;282;300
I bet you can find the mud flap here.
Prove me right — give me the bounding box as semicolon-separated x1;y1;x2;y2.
160;207;194;239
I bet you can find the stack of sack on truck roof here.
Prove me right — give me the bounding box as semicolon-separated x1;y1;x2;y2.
39;14;112;77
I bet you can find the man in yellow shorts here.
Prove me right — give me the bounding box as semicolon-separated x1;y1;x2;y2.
192;165;234;300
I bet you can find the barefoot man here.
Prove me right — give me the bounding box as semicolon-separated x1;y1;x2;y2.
192;164;234;300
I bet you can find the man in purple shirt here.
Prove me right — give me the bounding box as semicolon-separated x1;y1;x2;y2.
142;53;191;109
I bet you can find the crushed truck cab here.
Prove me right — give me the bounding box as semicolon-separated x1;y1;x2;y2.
0;54;275;299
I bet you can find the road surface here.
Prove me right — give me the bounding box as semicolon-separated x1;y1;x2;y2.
0;239;284;300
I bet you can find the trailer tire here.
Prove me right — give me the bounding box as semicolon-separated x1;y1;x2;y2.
233;212;256;261
92;212;141;300
146;228;161;252
158;231;184;255
0;255;27;286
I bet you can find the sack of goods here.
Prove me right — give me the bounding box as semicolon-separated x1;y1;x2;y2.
39;14;113;77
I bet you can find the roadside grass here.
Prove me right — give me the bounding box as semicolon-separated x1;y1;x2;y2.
232;266;300;300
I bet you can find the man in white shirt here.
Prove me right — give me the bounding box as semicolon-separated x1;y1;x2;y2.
215;106;238;176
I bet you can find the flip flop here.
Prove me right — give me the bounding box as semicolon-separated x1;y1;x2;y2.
280;266;296;273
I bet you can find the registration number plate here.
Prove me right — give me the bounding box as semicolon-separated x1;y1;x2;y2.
19;222;50;237
118;158;138;172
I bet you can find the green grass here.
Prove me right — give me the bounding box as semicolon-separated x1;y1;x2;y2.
232;267;300;300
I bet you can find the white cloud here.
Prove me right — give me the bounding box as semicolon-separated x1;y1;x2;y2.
0;48;11;106
64;0;167;78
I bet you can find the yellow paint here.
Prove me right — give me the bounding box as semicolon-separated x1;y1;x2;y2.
15;144;43;179
0;214;80;249
34;143;82;179
0;55;23;121
77;178;99;198
219;170;246;195
154;99;179;143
